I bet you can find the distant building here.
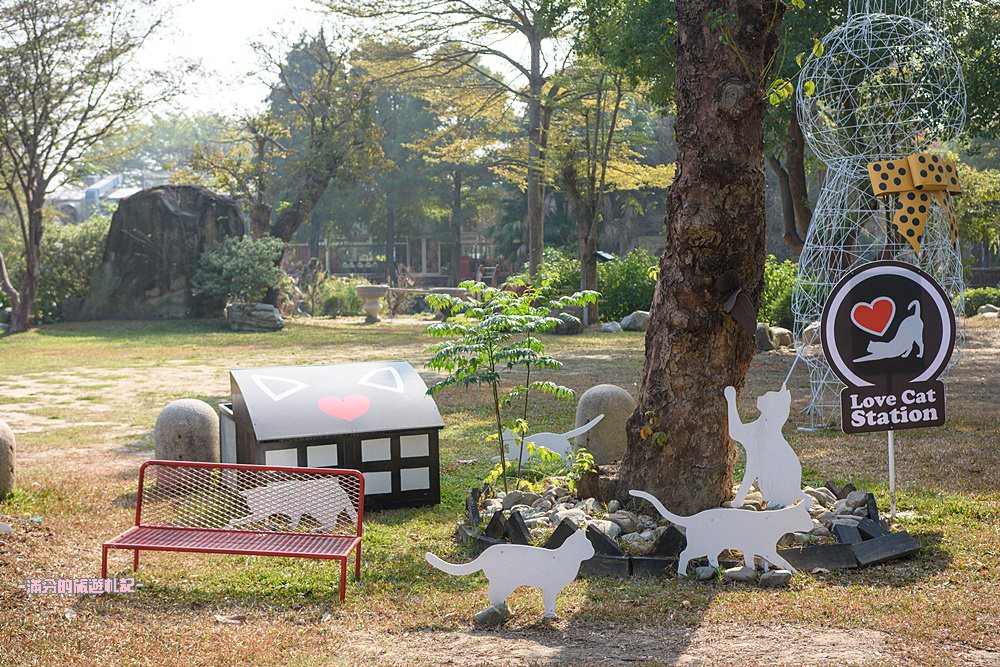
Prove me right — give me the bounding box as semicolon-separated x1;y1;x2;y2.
49;172;171;223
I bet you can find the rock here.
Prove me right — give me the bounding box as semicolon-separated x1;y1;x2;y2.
620;310;650;332
792;532;813;546
832;499;849;512
533;498;553;512
770;326;793;348
809;525;832;538
755;322;776;352
723;566;758;583
637;513;657;530
619;532;655;556
519;492;541;506
474;603;511;627
81;185;245;320
587;519;621;540
501;490;524;510
600;321;623;333
575;384;636;465
802;321;822;346
804;486;837;507
0;523;11;534
977;303;1000;315
845;490;869;509
759;569;793;588
226;303;284;332
695;566;717;581
586;524;625;556
0;419;14;497
605;511;639;535
483;499;502;511
607;499;620;514
651;526;687;558
819;511;836;523
154;399;220;463
552;508;587;527
576;497;600;513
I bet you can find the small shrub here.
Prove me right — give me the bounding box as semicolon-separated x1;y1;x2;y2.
597;249;658;321
35;214;111;322
963;286;1000;317
759;255;797;328
321;276;369;317
191;236;286;304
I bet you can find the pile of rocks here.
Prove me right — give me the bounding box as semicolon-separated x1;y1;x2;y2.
471;478;915;585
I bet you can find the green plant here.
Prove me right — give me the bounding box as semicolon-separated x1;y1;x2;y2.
34;213;110;323
425;279;598;491
759;254;797;328
596;248;658;321
567;448;597;493
191;236;286;305
321;276;369;317
963;287;1000;317
298;257;326;315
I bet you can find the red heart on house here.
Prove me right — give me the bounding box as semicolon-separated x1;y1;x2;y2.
317;395;371;421
851;297;896;336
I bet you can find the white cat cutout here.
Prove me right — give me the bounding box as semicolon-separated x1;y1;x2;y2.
630;490;814;575
426;528;595;618
500;415;604;467
725;384;810;508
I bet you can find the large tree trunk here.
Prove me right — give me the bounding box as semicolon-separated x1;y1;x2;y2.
563;157;599;325
526;33;544;276
450;169;462;285
768;155;805;254
769;110;812;255
7;188;45;334
618;0;784;515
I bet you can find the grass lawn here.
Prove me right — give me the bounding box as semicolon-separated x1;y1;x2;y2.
0;316;998;666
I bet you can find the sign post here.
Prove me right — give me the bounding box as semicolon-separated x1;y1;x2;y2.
820;261;956;523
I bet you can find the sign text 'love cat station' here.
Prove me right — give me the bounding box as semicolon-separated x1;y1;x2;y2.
821;261;956;434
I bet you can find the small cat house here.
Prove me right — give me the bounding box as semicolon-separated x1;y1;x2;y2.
224;360;444;509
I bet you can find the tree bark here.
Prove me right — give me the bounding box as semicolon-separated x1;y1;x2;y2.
8;186;45;333
767;155;805;254
526;30;544;276
618;0;784;514
384;206;397;286
450;169;462;285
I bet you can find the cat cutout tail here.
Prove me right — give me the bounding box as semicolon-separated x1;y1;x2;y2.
425;552;481;576
562;414;604;441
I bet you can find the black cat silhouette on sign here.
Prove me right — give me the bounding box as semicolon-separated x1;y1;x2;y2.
821;261;955;434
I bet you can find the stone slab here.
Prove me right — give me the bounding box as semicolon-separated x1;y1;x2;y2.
544;518;580;550
851;532;920;567
586;523;626;556
832;524;863;545
579;554;631;578
631;556;679;578
780;544;859;571
506;510;532;545
484;511;508;540
856;517;891;540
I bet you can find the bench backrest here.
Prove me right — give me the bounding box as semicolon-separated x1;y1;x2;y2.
135;460;364;538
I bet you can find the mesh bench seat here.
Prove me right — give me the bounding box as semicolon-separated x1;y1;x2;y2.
102;461;365;601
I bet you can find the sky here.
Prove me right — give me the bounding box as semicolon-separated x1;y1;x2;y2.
148;0;322;115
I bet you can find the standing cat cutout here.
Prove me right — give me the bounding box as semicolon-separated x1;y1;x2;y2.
425;528;595;618
725;385;808;507
630;490;814;575
854;300;924;362
502;415;604;466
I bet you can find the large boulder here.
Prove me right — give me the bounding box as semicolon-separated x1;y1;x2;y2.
81;186;246;321
575;384;636;464
154;399;220;463
548;306;584;335
770;326;793;348
755;322;775;352
226;303;284;332
977;303;999;315
620;311;650;332
0;419;14;497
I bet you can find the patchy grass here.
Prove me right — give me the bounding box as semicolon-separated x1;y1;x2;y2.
0;316;998;665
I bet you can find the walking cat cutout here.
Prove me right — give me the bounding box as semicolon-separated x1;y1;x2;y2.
630;490;814;575
725;385;808;507
425;528;595;618
501;415;604;466
228;478;357;532
854;299;924;362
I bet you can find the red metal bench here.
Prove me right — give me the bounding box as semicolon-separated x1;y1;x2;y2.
102;460;364;601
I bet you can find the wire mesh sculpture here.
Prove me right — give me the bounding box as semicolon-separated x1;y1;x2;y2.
793;0;966;424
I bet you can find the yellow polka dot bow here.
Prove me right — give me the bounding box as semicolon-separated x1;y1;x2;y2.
867;153;961;254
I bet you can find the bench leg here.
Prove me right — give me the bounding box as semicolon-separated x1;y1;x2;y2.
133;549;140;572
339;558;347;602
101;546;108;578
354;544;362;581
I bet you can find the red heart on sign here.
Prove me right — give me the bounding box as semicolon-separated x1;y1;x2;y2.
851;297;896;336
317;395;371;421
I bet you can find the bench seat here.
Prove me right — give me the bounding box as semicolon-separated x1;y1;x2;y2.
105;525;361;559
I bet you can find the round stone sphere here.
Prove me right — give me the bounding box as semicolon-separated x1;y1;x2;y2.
575;384;636;465
154;399;220;463
798;13;965;168
0;419;14;497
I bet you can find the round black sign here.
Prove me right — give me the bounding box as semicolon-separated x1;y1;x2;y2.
821;261;955;391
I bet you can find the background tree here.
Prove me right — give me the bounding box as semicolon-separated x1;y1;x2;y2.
321;0;577;276
0;0;178;333
614;0;786;513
